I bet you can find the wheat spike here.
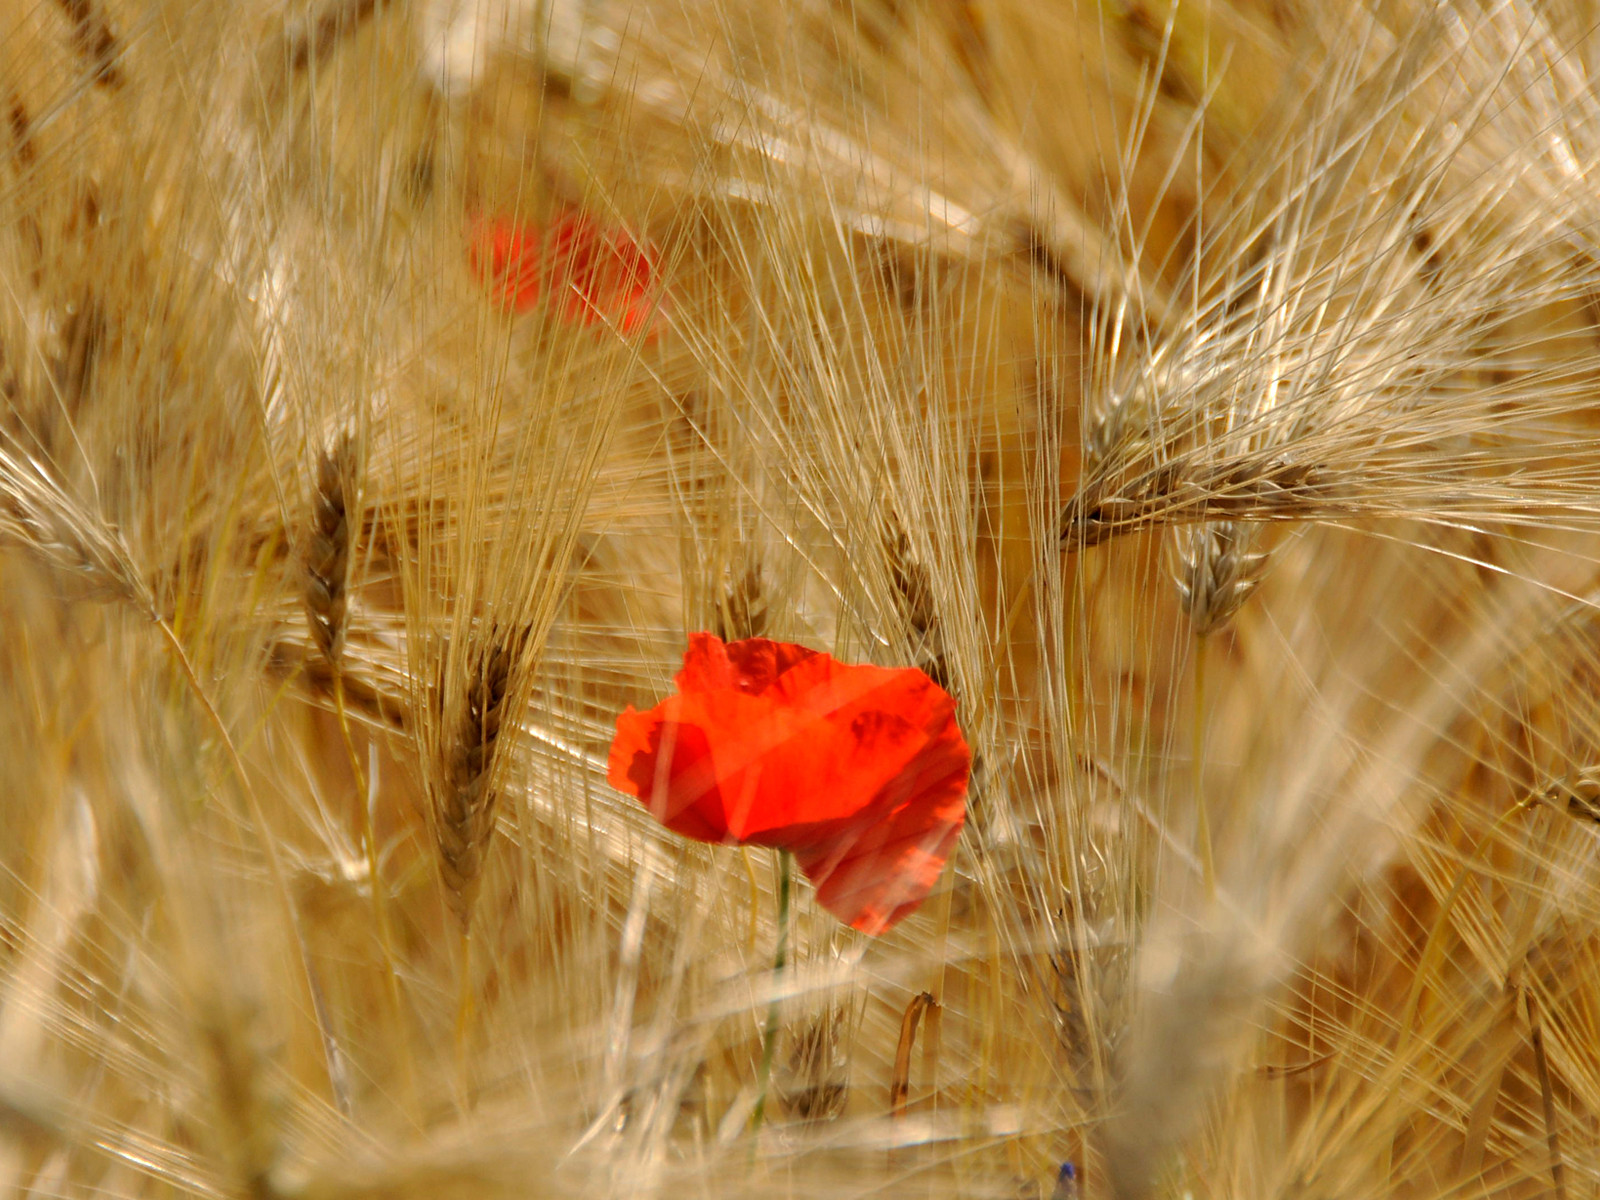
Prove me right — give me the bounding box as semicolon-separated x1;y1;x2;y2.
1172;522;1267;636
55;0;123;89
303;434;358;666
714;565;768;642
776;1007;850;1123
0;441;152;614
430;623;531;933
886;524;953;694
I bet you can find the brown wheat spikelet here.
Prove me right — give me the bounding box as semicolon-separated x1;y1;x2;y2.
300;438;361;672
886;524;952;695
776;1006;851;1123
303;434;359;667
1171;522;1267;637
1061;453;1343;548
714;565;768;642
429;621;532;933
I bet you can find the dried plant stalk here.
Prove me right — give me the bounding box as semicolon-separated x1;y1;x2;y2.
889;991;935;1118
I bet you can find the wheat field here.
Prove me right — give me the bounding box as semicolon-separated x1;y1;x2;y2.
3;0;1600;1196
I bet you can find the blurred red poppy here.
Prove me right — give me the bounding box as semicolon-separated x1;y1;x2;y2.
467;208;659;335
608;633;970;935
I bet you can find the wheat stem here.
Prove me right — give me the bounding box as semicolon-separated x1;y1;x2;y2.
332;672;416;1119
455;928;476;1109
741;847;760;957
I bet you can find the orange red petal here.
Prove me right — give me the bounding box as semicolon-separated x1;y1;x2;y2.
607;633;970;933
466;209;661;335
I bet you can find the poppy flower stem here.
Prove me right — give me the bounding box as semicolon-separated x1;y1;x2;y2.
751;849;792;1131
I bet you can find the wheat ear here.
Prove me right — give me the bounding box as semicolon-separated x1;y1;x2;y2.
1173;522;1268;637
431;622;531;934
56;0;124;89
887;525;952;695
715;565;768;642
301;431;417;1107
303;434;357;666
1061;453;1343;548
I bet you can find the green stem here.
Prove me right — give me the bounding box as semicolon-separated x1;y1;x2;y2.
751;849;792;1131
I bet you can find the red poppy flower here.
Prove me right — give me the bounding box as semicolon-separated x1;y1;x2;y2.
607;633;970;935
467;209;660;336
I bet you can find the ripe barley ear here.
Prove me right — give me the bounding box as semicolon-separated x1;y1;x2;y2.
715;565;768;642
303;434;359;667
430;622;532;934
1173;522;1267;637
886;525;951;695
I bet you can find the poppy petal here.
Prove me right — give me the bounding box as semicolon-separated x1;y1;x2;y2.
608;698;729;840
467;216;542;311
547;209;660;332
789;727;968;933
722;636;818;695
675;631;739;694
466;209;662;333
677;633;820;698
608;634;971;935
